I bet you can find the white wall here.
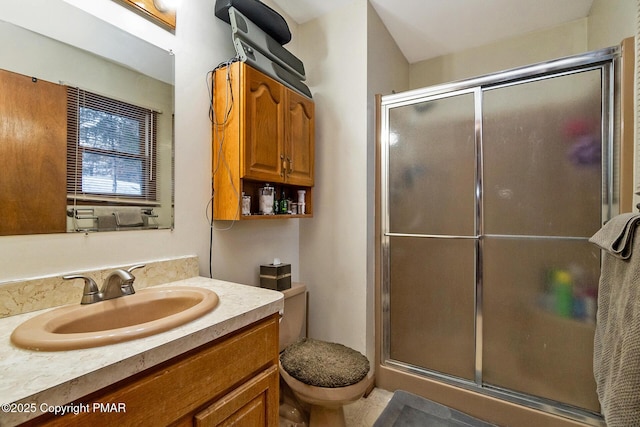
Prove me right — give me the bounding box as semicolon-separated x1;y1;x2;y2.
296;0;370;355
409;19;589;89
587;0;636;50
408;0;636;92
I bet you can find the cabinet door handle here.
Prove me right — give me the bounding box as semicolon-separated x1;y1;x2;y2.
280;154;286;177
287;156;293;175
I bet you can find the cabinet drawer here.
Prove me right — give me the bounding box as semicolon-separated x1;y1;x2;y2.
32;315;279;426
195;365;279;427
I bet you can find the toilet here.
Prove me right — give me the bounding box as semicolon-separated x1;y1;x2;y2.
279;283;372;427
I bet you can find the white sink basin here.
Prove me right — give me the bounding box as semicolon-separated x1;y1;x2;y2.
10;286;219;351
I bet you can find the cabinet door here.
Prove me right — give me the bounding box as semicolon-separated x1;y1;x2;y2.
194;365;279;427
242;66;285;182
0;69;67;235
285;90;314;186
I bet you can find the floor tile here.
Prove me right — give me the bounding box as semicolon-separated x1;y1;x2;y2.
344;388;393;427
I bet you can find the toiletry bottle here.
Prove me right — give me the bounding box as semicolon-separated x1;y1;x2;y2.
241;192;251;215
552;269;573;318
279;189;288;214
259;184;274;215
297;190;306;215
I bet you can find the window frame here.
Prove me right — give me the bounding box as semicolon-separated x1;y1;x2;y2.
66;87;158;204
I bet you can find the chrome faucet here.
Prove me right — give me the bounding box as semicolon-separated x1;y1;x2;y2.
102;264;145;300
63;264;145;304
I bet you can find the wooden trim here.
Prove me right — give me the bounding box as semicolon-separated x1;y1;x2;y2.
619;37;635;213
213;61;243;220
114;0;176;30
374;94;383;373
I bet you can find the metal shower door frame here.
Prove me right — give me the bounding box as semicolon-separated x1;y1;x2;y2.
379;46;618;426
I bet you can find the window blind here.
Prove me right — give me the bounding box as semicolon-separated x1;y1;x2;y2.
66;87;158;204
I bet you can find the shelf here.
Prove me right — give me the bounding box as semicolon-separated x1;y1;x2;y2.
240;214;313;220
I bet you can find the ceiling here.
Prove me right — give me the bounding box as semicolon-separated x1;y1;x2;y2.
270;0;594;64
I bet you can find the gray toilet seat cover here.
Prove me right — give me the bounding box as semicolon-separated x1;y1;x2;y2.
280;338;370;388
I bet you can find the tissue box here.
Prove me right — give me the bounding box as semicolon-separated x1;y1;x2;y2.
260;263;291;290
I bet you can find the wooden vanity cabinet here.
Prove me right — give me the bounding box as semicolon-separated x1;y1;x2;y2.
28;314;280;427
212;62;314;220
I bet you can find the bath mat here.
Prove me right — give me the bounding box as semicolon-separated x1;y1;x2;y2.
373;390;497;427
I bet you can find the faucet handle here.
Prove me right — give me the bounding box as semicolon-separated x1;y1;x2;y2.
121;264;145;296
63;274;103;304
127;264;146;274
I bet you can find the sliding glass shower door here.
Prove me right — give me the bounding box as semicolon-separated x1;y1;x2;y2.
386;91;478;382
481;70;604;412
381;48;617;424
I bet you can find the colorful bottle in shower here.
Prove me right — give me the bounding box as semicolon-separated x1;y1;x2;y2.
552;269;573;318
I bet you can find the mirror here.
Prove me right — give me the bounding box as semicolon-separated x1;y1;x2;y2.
0;4;174;235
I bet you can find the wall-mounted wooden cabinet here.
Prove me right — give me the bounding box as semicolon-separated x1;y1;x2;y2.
212;62;314;220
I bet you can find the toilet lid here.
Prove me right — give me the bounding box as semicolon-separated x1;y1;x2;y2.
280;338;370;388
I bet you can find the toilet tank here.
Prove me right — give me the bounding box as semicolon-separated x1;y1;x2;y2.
279;283;307;352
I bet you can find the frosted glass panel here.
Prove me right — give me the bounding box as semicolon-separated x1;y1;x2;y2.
389;236;476;381
482;237;600;411
482;70;603;237
388;93;476;236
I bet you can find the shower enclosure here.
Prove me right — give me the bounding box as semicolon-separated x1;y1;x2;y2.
378;48;623;425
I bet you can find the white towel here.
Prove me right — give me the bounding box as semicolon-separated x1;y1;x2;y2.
97;215;117;230
113;208;144;227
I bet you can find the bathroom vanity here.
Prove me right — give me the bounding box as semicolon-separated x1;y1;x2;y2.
0;277;283;426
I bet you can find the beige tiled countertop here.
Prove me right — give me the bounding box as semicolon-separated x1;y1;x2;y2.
0;277;283;426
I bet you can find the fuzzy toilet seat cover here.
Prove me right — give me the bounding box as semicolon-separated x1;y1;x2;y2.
280;338;370;388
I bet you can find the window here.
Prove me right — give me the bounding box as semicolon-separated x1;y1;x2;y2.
67;88;158;203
